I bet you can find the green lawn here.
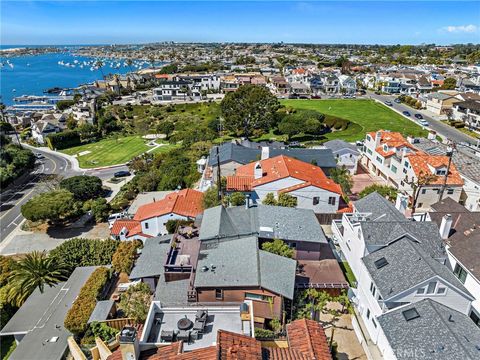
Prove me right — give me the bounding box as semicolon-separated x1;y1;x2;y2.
281;99;428;142
61;136;176;168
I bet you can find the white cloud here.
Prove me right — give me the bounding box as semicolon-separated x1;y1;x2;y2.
441;24;478;33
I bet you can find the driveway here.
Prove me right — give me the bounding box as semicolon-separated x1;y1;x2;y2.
352;167;387;195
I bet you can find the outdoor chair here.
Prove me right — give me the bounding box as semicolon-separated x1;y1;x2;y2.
190;330;199;341
195;309;208;322
193;320;205;333
160;330;174;342
177;330;190;342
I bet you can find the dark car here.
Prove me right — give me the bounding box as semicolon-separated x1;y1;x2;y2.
402;111;411;117
114;170;131;178
374;91;381;95
414;113;423;119
394;98;402;103
311;95;322;99
384;101;393;106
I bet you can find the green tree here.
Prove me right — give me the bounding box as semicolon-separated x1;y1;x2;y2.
262;192;277;206
277;193;298;207
6;251;69;306
111;240;142;274
262;239;294;258
119;283;151;323
60;175;103;201
21;189;80;224
440;77;457;90
221;84;280;138
83;198;110;222
329;166;353;195
156;121;175;140
278;115;305;140
229;192;246;206
203;185;221;209
359;185;398;201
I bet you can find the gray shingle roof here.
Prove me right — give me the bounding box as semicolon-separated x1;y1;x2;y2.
354;192;406;222
0;267;98;360
323;140;360;155
194;236;296;299
362;236;470;300
88;300;115;323
377;299;480;360
129;235;172;280
199;205;326;244
154;277;190;306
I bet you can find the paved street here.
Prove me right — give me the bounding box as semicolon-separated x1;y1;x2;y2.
368;91;477;145
0;145;129;241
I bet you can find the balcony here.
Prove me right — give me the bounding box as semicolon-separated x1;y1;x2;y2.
164;226;200;275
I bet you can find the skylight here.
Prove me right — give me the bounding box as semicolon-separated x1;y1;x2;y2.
374;257;388;269
403;308;420;321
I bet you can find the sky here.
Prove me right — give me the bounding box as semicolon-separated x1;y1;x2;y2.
1;1;479;45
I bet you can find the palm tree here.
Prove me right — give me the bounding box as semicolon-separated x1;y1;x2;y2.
148;55;156;70
113;74;121;95
6;251;69;306
95;60;105;80
125;58;134;73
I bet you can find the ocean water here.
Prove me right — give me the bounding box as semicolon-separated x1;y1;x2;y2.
1;50;149;105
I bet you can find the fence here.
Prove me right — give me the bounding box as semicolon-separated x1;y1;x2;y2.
99;318;135;330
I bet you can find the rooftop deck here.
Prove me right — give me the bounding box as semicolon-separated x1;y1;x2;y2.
164;226;200;273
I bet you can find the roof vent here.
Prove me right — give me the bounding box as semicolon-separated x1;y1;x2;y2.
402;308;420;321
202;266;209;272
448;314;454;322
374;257;388;269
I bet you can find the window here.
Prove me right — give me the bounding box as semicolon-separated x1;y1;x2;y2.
215;289;223;300
289;242;297;249
366;135;371;141
370;282;376;297
421;189;427;194
245;292;272;302
436;169;447;175
372;318;377;328
426;281;437;294
418;203;423;208
436;287;446;295
313;197;320;205
391;165;397;174
416;288;425;295
404;161;409;167
470;311;480;327
367;148;373;155
328;197;336;206
453;263;468;284
145;222;149;229
366;309;370;319
447;189;454;195
375;156;383;164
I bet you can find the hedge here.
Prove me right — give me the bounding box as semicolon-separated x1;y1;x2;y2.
111;240;143;274
46;130;81;150
64;267;111;335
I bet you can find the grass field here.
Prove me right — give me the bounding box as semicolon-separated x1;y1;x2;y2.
281;99;428;142
61;135;176;168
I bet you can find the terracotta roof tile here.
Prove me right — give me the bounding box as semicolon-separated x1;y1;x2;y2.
229;155;342;194
110;219;143;237
217;330;262;359
287;319;332;360
226;176;254;191
133;189;204;221
406;154;464;186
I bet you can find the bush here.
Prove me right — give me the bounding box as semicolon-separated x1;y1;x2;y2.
83;198;111;222
21;189;81;224
111;240;143;274
60;175;103;201
254;328;275;339
49;238;119;272
228;192;246;206
118;282;151;323
165;219;193;234
89;321;118;342
46;130;81;150
0;144;35;188
64;267;111;335
56;100;76;111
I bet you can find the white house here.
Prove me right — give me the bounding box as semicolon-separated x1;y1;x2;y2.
226;155;343;213
31;119;62;144
331;192;477;359
361;130;464;212
322;140;361;174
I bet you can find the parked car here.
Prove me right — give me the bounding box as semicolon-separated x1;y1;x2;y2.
414;113;423;119
108;212;128;228
419;120;429;127
384;101;393;106
114;170;131;178
402;111;411;117
374;91;381;95
394;98;402;103
355;140;364;146
311;95;322;99
34;153;45;159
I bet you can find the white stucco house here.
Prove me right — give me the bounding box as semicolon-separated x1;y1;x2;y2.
226;155;343;213
322;139;361;174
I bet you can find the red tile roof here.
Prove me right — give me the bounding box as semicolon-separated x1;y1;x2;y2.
287;319;332;360
110;219;143;237
368;131;416;151
406;154;464;186
217;330;262;359
226;176;254;192
133;189;204;221
227;155;342;195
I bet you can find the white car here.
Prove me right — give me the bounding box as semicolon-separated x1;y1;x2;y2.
108;212;128;228
419;120;429;127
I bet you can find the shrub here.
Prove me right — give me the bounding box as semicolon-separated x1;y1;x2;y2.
60;175;103;201
56;100;76;111
64;267;111;335
118;282;151;323
254;328;275;339
49;238;119;272
165;219;193;234
83;198;111;222
111;240;143;274
89;321;118;342
46;130;81;150
228;192;246;206
21;189;80;224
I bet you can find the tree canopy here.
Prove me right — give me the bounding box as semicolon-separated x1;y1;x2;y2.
21;189;80;223
261;239;294;258
262;193;297;207
329;166;353;195
359;185;398;201
221;84;280;138
60;175;103;201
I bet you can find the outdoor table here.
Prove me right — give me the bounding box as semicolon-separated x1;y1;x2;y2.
177;317;193;330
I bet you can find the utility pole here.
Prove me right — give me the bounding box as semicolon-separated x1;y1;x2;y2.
438;143;455;202
216;146;222;201
405;171;438;214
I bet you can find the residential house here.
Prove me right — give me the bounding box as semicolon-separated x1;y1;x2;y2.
361;130;464;211
31;118;62;144
426;197;480;327
425;92;461;115
153;80;192;101
268;75;288;95
226;155;342;213
111;189;203;238
338;75;356;95
331;192;477;359
322;139;361;174
323;75;340;94
105;319;332;360
452;100;480;133
0;267;98;360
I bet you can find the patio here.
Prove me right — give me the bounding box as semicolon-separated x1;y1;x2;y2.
142;305;248;351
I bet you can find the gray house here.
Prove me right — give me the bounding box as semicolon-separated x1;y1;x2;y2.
322;139;360;174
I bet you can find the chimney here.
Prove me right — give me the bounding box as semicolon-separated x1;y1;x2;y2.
439;214;452;240
407;135;415;144
245;194;251;209
395;194;409;215
254;162;263;179
375;131;382;147
118;326;139;360
261;146;270;160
